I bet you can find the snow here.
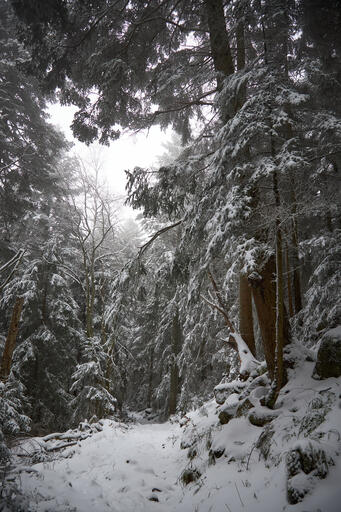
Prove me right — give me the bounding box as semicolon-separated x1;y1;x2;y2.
325;325;341;340
15;421;186;512
230;332;259;376
7;359;341;512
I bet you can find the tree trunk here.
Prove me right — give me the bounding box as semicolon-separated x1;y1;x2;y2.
204;0;234;91
287;174;303;315
291;217;302;314
169;309;181;416
0;297;24;381
263;169;287;408
253;0;290;388
239;274;256;356
285;240;294;318
273;170;285;394
41;281;48;325
147;345;154;409
249;256;277;379
235;20;246;110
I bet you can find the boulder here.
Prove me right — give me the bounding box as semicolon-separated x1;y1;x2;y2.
235;398;254;418
214;381;246;405
217;393;240;424
313;327;341;379
248;409;278;427
218;409;234;425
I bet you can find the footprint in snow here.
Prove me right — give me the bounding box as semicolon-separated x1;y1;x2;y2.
148;494;159;502
118;486;130;493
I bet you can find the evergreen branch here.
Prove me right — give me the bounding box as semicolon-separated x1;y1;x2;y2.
42;257;84;289
308;151;341;162
138;220;182;258
163;18;208;33
60;0;128;50
151;89;216;119
0;250;25;293
0;250;25;274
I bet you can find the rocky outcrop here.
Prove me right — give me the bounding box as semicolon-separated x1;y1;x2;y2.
313;327;341;379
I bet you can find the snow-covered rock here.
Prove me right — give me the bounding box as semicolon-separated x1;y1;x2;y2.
313;326;341;379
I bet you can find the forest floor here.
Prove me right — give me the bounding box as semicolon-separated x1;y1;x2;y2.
10;395;341;512
14;419;186;511
6;350;341;512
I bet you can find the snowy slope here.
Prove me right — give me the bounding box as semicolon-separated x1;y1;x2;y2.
7;355;341;512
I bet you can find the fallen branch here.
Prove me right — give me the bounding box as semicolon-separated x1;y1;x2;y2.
42;431;91;442
46;441;78;452
43;431;92;452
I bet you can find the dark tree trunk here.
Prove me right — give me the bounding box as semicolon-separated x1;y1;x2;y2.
235;20;246;110
291;216;302;314
0;296;24;381
285;241;294;318
249;256;277;379
272;169;285;399
147;345;154;409
204;0;234;91
169;309;182;416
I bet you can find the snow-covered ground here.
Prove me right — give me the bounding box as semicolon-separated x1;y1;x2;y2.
15;420;185;512
7;352;341;512
11;409;341;511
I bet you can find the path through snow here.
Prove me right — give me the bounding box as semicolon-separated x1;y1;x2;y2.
14;396;341;512
19;420;186;512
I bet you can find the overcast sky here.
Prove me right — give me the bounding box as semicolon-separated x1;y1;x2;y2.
48;103;171;198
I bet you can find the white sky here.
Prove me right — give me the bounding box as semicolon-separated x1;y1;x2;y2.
48;103;171;198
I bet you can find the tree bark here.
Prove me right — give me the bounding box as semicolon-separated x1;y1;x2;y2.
285;240;294;318
273;169;285;395
239;274;256;356
291;216;302;314
235;20;246;110
169;309;181;416
147;345;154;409
249;256;277;379
204;0;234;91
0;297;24;381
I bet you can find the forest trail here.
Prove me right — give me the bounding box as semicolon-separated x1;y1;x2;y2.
19;420;187;512
12;397;341;512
